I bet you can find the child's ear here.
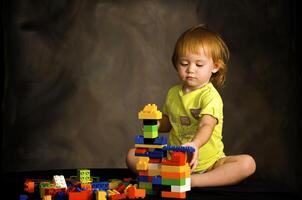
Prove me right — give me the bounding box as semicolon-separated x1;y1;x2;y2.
211;63;220;73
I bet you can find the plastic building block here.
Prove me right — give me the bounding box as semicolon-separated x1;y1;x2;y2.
148;149;167;158
24;180;35;193
96;190;106;200
19;194;28;200
54;191;67;200
162;178;186;186
143;119;157;125
69;190;92;200
77;169;91;184
81;183;92;190
143;125;158;132
152;176;162;185
148;158;162;163
53;175;67;188
136;157;150;171
161;191;186;199
92;181;109;191
138;182;152;190
116;183;127;193
135;148;148;155
138;104;162;120
161;171;187;179
135;143;166;149
127;186;146;199
135;135;144;144
163;146;195;152
138;176;149;182
109;179;123;189
153;136;168;145
171;178;191;192
162;151;186;166
143;131;158;139
42;195;51;200
161;163;190;173
110;193;127;200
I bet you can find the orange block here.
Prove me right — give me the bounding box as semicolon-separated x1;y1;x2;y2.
149;158;162;163
81;183;92;190
69;190;92;200
127;186;146;199
161;191;186;199
161;171;187;179
135;148;148;154
110;193;127;200
138;170;148;176
24;180;35;193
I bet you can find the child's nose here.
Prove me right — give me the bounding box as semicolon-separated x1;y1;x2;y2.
186;64;195;73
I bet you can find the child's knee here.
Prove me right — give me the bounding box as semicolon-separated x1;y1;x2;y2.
241;154;256;176
126;148;135;162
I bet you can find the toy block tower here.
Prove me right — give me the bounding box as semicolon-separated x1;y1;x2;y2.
136;104;166;195
134;104;194;198
160;146;194;199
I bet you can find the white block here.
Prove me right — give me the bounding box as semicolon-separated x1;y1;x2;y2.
171;178;191;192
53;175;67;188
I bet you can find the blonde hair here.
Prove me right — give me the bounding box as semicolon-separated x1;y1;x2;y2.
172;25;230;89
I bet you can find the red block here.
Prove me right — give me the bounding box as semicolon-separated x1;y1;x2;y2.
162;151;186;166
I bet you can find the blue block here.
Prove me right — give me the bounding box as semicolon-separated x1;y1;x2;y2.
135;152;149;157
20;194;28;200
152;176;162;185
138;176;149;182
163;146;195;152
135;135;144;144
92;181;109;191
55;191;68;200
153;136;168;145
148;149;167;158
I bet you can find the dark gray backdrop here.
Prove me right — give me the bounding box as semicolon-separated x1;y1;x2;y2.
2;0;300;192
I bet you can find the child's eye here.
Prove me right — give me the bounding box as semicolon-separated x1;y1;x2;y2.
196;63;204;67
180;62;188;66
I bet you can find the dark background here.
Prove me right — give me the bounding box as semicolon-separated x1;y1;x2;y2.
1;0;301;194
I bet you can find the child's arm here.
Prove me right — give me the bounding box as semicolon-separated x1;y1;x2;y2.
184;114;218;170
158;114;172;133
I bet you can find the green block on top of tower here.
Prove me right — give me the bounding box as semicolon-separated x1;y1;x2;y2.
144;125;158;132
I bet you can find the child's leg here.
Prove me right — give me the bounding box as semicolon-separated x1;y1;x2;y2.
126;148;139;173
191;154;256;187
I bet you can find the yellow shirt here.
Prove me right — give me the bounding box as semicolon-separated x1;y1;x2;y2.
163;83;225;172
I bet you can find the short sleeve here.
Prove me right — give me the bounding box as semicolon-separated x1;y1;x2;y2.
199;93;223;122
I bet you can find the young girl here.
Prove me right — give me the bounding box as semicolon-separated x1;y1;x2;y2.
126;25;256;187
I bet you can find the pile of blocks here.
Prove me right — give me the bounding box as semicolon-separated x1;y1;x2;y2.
135;104;194;199
22;169;144;200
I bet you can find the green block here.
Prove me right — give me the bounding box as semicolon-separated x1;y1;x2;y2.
162;178;185;186
77;169;90;183
39;182;52;188
139;182;153;190
145;189;156;195
143;131;158;139
144;125;158;132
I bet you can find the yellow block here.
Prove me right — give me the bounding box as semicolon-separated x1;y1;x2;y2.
138;104;162;120
96;190;107;200
136;157;150;171
148;169;161;176
135;144;166;149
43;195;51;200
161;163;190;173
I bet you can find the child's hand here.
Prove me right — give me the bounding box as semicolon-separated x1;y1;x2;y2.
182;141;199;172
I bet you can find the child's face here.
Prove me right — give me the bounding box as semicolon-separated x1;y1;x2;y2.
176;47;219;93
